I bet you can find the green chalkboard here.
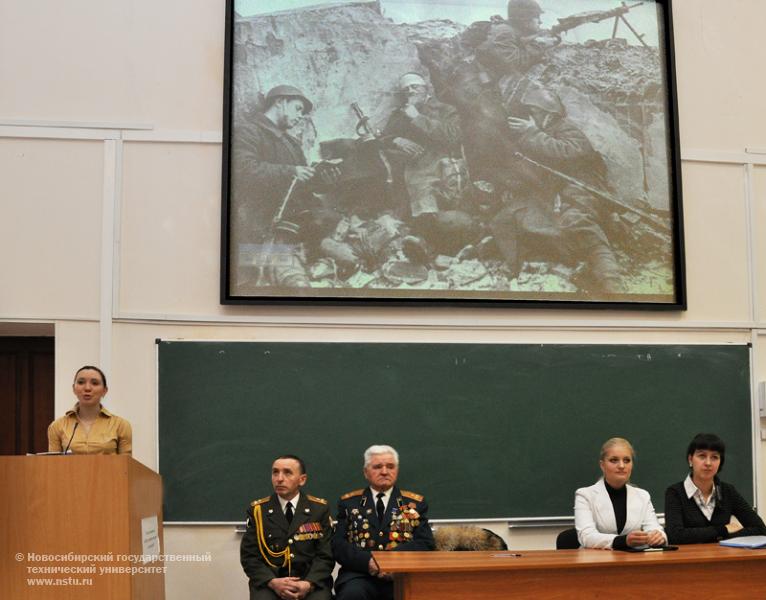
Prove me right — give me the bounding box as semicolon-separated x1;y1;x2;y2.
157;342;753;522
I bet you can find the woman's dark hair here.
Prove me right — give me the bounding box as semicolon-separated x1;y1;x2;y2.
686;433;725;472
74;365;108;388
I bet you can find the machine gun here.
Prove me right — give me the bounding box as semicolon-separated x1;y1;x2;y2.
310;103;395;215
514;152;671;236
548;2;648;47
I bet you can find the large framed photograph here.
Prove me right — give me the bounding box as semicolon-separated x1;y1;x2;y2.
221;0;685;308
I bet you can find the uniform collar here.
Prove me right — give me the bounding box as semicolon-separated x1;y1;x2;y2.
369;486;393;510
277;492;301;513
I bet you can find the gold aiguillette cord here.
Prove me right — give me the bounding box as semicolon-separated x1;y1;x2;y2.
253;504;291;576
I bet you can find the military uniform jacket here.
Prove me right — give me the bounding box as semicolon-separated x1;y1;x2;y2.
331;486;434;586
240;492;334;591
383;97;462;217
231;112;309;242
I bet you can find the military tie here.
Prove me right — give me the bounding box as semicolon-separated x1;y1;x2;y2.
376;492;385;523
285;501;294;524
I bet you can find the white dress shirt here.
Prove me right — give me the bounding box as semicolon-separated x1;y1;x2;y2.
370;487;393;514
684;474;717;520
278;492;301;515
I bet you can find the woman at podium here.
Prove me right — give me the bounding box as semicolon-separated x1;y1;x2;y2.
574;437;667;549
47;365;132;455
664;433;766;544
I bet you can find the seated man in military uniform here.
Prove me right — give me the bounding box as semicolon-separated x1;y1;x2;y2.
240;455;333;600
332;445;435;600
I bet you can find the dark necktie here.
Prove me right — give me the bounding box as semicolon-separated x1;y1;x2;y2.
285;501;294;524
376;492;385;522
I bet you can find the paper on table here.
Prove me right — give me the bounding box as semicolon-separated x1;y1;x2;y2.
719;536;766;549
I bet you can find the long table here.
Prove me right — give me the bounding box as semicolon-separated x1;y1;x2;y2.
372;546;766;599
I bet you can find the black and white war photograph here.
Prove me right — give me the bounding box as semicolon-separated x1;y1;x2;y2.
223;0;684;306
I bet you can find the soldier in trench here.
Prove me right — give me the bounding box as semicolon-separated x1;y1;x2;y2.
491;86;624;295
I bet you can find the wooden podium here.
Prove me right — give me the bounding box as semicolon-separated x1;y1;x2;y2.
0;455;165;599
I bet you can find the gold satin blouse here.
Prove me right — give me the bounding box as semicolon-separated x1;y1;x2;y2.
47;404;132;455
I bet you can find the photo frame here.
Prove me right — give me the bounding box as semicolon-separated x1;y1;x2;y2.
221;0;685;309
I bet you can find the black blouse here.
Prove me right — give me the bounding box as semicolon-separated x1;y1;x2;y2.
605;481;629;550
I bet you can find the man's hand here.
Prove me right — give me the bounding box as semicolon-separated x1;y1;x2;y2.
267;576;302;600
392;137;424;157
402;104;420;119
292;580;313;599
293;166;316;183
368;557;379;576
532;32;561;49
317;164;341;185
369;557;392;579
507;116;537;135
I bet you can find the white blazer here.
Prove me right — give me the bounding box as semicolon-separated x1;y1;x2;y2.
574;479;667;549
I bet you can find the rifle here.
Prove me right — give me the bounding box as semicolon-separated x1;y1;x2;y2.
513;152;671;233
271;176;299;226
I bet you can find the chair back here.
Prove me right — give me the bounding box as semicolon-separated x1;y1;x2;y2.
556;527;580;549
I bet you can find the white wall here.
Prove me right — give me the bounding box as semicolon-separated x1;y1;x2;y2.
2;1;766;598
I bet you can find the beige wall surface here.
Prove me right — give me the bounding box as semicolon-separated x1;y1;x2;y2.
680;162;751;321
119;142;222;315
753;166;766;321
0;138;103;319
0;0;224;130
673;0;766;151
54;321;101;406
2;1;766;599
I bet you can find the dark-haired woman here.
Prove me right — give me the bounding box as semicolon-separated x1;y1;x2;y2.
664;433;765;544
47;366;132;455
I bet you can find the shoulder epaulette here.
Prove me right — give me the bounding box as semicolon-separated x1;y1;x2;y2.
307;494;327;505
401;490;424;502
250;496;270;507
340;489;364;500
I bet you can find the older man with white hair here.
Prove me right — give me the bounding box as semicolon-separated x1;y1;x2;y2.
332;444;434;600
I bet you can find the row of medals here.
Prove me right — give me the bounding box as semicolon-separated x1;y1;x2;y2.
347;506;420;549
294;521;323;542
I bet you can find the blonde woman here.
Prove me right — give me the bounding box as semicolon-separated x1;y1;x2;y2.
574;437;666;549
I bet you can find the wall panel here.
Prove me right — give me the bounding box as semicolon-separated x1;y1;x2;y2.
673;0;766;150
0;138;102;319
0;0;223;130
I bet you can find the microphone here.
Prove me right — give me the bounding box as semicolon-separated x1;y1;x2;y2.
62;422;78;455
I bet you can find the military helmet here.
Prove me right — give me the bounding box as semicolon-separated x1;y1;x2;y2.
264;85;313;114
398;72;427;90
507;0;543;20
521;85;564;115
